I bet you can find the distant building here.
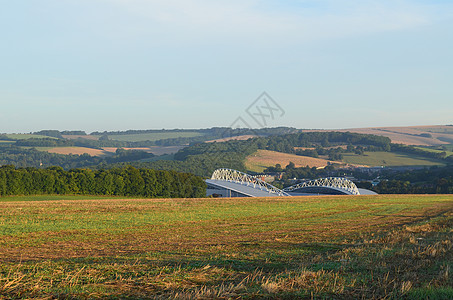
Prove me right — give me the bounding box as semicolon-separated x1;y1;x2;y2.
206;168;377;198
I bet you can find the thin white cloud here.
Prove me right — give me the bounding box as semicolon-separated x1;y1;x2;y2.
95;0;451;45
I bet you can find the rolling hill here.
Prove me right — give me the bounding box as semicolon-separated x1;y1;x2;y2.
310;125;453;146
245;149;351;172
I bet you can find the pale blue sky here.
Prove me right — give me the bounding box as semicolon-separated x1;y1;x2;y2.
1;0;452;133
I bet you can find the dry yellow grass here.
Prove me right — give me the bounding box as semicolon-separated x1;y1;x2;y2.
102;146;183;155
47;146;182;156
47;147;109;156
245;149;350;172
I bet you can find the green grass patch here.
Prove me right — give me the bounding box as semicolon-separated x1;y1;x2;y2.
406;287;453;300
342;151;445;167
443;144;453;151
415;147;453;157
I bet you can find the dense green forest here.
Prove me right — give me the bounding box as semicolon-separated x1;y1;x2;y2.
0;165;206;198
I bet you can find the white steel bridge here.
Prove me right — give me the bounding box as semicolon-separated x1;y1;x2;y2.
283;177;360;195
206;168;366;198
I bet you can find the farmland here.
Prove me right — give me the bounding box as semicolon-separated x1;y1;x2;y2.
244;149;445;173
45;146;110;156
93;131;203;142
245;149;346;172
318;125;453;146
415;147;453;158
342;151;445;167
3;134;58;140
1;195;452;298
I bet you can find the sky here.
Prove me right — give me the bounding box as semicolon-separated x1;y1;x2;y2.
1;0;452;133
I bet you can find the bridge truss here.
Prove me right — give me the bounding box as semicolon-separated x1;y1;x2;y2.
211;168;290;197
283;177;360;195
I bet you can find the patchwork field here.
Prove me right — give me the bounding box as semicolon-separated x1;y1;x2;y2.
342;151;445;167
28;146;184;157
306;125;453;146
245;149;348;172
1;194;451;298
93;131;203;142
3;134;57;140
102;146;184;156
45;146;110;156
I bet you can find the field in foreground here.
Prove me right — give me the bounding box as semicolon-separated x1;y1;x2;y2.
1;195;452;299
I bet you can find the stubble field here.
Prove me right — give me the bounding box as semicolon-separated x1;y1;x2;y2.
0;195;452;299
244;149;346;172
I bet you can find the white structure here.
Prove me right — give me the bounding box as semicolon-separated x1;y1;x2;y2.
283;177;360;195
205;169;371;197
207;168;289;197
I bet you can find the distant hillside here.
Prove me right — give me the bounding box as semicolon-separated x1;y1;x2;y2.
245;149;349;172
341;151;445;167
308;125;453;146
2;126;452;173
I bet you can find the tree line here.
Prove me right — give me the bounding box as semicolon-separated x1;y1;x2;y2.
369;165;453;194
390;144;453;162
0;165;206;198
0;145;154;169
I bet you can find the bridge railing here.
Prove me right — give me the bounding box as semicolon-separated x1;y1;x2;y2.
211;168;289;196
283;177;360;195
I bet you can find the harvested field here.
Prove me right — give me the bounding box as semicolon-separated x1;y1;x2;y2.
46;147;110;156
307;126;453;146
102;146;184;155
412;125;453;134
245;149;352;172
41;146;183;157
339;128;444;146
93;132;203;142
0;194;452;299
